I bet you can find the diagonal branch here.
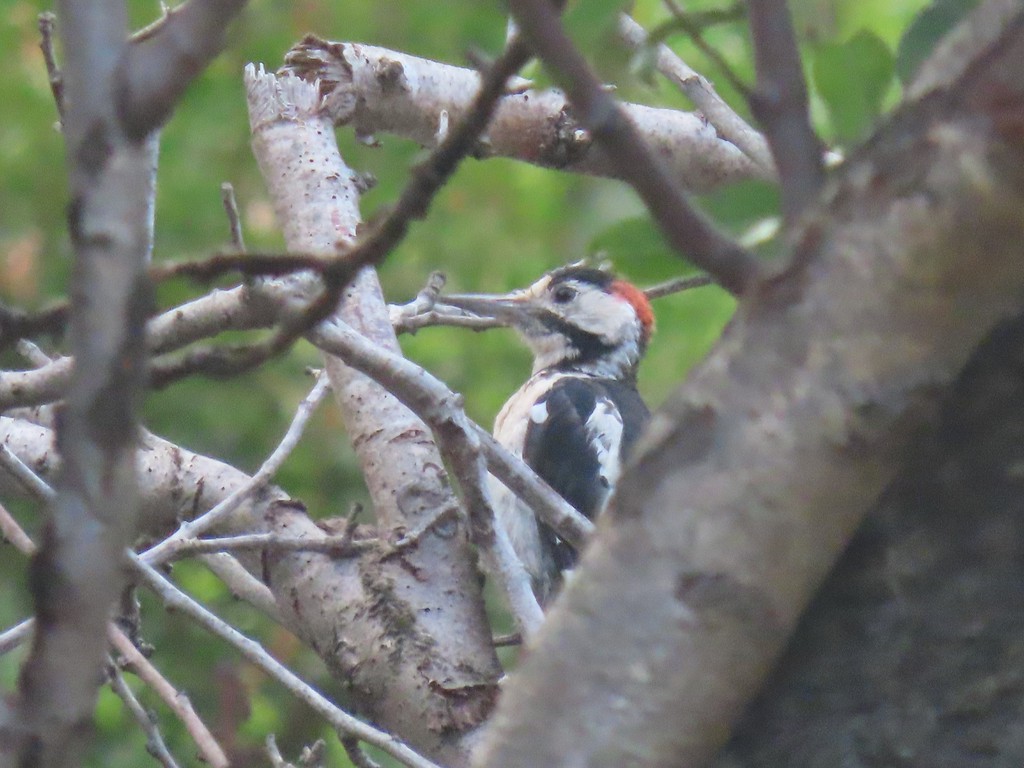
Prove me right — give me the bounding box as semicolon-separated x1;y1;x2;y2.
617;14;774;175
0;500;229;768
506;0;762;296
130;553;444;768
746;0;824;223
119;0;248;138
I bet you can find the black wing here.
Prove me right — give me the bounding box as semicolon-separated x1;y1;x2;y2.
523;377;649;570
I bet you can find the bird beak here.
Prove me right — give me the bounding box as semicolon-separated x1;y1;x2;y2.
440;290;537;330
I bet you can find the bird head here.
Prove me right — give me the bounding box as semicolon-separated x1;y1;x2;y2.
444;264;654;378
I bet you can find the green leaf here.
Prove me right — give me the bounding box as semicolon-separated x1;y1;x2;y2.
564;0;627;54
895;0;980;84
813;29;895;143
588;217;693;281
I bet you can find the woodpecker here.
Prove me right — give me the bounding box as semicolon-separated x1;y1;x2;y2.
445;264;653;604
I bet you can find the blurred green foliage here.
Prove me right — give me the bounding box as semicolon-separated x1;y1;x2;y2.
0;0;937;763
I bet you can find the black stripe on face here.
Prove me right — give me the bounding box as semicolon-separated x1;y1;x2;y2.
534;310;615;366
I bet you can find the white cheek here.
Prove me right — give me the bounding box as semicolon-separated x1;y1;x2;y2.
576;293;635;343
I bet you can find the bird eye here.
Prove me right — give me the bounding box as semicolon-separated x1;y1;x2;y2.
552;285;577;304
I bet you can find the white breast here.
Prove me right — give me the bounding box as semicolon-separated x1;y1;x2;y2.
490;371;569;599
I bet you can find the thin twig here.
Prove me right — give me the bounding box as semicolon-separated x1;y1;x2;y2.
309;321;549;636
148;251;333;283
492;632;523;648
0;301;69;351
16;340;55;367
166;532;376;558
266;734;292;768
662;0;752;97
617;14;773;174
0;252;322;354
107;661;183;768
506;0;762;296
130;553;444;768
220;182;247;251
393;308;504;335
0;497;229;766
109;624;230;768
650;1;746;37
0;619;32;655
141;372;331;564
37;13;65;121
746;0;824;222
266;734;327;768
0;443;56;503
155;38;536;390
0;502;36;554
644;273;714;299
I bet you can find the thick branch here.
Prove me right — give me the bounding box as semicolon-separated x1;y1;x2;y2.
477;8;1024;767
246;67;500;766
10;0;148;762
283;37;769;192
119;0;248;137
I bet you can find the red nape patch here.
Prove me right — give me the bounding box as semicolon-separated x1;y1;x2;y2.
611;280;655;343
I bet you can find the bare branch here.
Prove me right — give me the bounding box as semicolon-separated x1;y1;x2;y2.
118;0;248;138
130;553;444;768
15;340;54;367
746;0;824;222
393;306;504;335
644;273;714;300
142;372;330;565
267;734;327;768
617;14;774;175
309;320;553;637
37;13;65;121
662;0;752;97
106;662;183;768
0;301;68;352
13;0;152;758
163;531;376;558
151;38;538;389
0;619;32;656
283;37;769;191
0;443;56;503
108;624;230;768
220;182;247;251
506;0;763;296
471;425;593;550
195;552;283;623
476;14;1024;765
266;734;291;768
0;495;229;768
248;64;502;762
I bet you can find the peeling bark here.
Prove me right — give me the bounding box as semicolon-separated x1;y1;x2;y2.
283;37;769;192
246;68;500;766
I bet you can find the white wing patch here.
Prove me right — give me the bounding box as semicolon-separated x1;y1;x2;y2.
529;401;548;424
586;396;624;493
